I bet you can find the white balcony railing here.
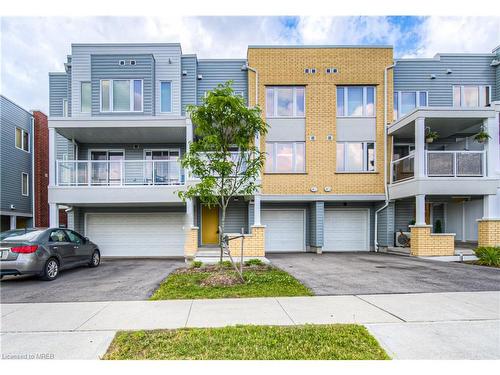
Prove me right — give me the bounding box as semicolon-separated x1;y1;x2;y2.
426;150;485;177
56;160;184;186
391;150;486;183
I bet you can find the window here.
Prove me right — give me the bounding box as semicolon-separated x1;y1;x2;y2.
160;81;172;112
266;87;305;117
65;230;84;245
21;173;29;196
49;229;68;243
452;85;490;108
337;86;376;117
62;99;68;117
81;82;91;113
100;79;143;112
336;142;375;172
265;142;305;173
15;127;29;152
394;91;428;120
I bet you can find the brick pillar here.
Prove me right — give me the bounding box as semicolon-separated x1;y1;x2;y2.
32;111;49;227
410;225;455;256
184;227;199;259
478;219;500;247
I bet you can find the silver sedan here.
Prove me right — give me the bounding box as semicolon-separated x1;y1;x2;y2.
0;228;100;281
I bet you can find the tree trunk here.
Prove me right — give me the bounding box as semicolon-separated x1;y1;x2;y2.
219;201;227;263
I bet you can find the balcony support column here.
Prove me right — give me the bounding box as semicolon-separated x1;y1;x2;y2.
49;128;56;186
49;203;59;228
186;198;195;227
253;194;261;226
415;194;426;226
415;117;426;179
484;117;499;177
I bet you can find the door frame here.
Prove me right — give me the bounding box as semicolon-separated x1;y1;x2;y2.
323;208;370;252
200;205;220;245
261;208;307;252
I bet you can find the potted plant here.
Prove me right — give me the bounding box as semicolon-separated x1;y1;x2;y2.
425;130;439;143
473;129;491;144
434;219;443;233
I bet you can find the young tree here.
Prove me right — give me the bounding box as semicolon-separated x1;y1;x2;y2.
179;82;268;269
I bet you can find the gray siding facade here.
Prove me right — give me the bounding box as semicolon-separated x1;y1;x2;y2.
90;54;155;116
0;96;33;215
197;59;248;105
376;202;395;247
394;54;497;107
49;73;68;117
309;201;324;247
181;55;197;115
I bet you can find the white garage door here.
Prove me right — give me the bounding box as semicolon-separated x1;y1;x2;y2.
324;209;369;251
86;213;185;257
261;209;305;252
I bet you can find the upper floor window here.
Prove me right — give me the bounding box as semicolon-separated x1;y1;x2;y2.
337;86;376;117
81;82;91;113
265;142;305;173
394;91;428;120
100;79;143;112
453;85;490;108
160;81;172;113
336;142;375;172
21;172;29;196
266;86;305;117
15;127;29;152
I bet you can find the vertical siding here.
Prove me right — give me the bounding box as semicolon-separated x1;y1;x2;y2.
90;54;155;116
0;96;33;214
70;44;182;117
49;73;68;117
181;55;197;114
376;201;395;247
197;59;248;105
310;201;324;247
394;54;496;107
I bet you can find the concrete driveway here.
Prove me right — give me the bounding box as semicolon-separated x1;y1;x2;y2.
0;259;184;303
268;252;500;295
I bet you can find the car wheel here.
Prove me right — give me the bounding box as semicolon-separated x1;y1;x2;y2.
42;258;59;281
89;250;100;268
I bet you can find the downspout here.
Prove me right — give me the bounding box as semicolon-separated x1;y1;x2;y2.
374;62;395;252
31;115;36;227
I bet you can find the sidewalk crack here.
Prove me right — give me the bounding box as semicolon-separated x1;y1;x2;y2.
275;298;296;325
184;300;194;327
73;302;112;331
355;295;407;322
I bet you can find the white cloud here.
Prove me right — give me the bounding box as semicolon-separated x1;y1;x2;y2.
405;17;500;57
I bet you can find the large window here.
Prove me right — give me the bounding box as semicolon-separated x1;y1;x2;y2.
160;81;172;113
15;127;29;152
266;87;305;117
394;91;428;120
453;85;490;108
21;172;29;196
336;142;375;172
265;142;305;173
81;82;91;113
100;79;143;112
337;86;376;117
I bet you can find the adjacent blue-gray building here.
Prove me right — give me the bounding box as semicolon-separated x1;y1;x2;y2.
0;95;33;231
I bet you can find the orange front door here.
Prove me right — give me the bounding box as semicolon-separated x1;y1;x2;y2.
201;205;219;245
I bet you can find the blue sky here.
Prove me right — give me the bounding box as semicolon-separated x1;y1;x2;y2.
1;16;499;112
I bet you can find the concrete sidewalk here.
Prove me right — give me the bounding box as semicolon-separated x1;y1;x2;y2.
1;291;499;359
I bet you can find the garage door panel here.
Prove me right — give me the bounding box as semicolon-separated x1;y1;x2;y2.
86;213;185;257
262;209;305;252
324;209;369;251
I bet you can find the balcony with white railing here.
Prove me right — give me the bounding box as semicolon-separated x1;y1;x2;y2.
49;160;187;205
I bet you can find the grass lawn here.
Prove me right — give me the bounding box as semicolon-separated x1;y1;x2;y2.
150;265;313;300
104;324;390;360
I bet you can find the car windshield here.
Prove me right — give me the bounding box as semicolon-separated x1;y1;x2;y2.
0;229;44;242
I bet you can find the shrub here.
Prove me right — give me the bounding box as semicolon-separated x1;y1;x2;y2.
434;219;442;234
474;247;500;267
244;258;264;267
218;260;233;268
191;261;203;268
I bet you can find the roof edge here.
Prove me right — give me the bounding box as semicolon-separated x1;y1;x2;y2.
248;44;393;49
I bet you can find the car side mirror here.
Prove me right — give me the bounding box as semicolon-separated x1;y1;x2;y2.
84;237;90;244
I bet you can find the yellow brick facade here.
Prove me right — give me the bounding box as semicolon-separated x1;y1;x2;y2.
410;226;455;256
478;219;500;247
184;227;199;258
226;225;266;257
247;47;394;196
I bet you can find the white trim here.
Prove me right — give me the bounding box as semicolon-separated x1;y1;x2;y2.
452;85;492;108
159;81;173;113
336;141;376;172
99;79;144;113
265;141;306;173
21;172;29;196
394;90;429;120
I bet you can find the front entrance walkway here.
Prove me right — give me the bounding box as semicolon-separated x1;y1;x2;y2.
267;252;500;295
1;291;498;359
